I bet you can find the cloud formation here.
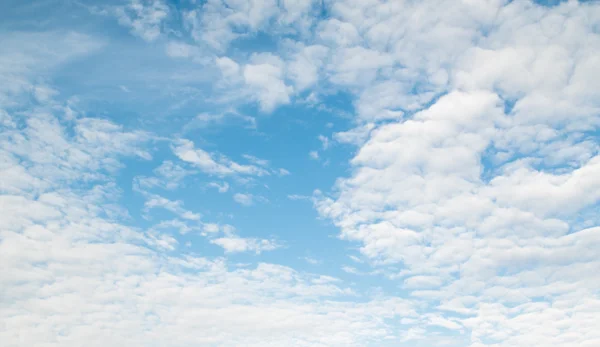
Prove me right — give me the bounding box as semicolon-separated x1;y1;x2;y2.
3;1;600;346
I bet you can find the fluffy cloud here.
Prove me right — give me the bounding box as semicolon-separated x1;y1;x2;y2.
314;1;600;345
4;0;600;346
243;53;294;112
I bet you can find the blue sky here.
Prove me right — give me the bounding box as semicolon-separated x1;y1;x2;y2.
1;0;600;346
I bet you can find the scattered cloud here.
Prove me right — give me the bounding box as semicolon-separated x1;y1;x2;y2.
115;0;169;42
233;193;267;206
303;256;321;265
172;139;269;176
208;181;229;193
185;110;256;130
277;168;291;176
143;193;201;221
4;0;600;346
287;194;311;201
211;236;280;254
318;134;330;150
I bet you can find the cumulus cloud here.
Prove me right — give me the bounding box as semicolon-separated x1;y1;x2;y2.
5;0;600;346
243;53;294;113
313;1;600;345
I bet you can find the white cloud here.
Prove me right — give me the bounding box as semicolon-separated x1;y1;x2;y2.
318;134;330;150
185;0;319;52
143;193;201;221
287;194;311;201
202;223;221;234
277;168;291;176
172;139;269;176
216;56;241;81
342;266;360;274
211;236;280;254
115;0;169;42
135;161;194;191
333;123;375;146
233;193;255;206
208;181;229;193
287;44;329;91
151;219;197;235
200;223;280;255
242;154;270;167
403;276;445;290
243;53;293;113
185;110;257;130
314;1;600;345
303;256;321;265
165;41;209;64
0;32;104;107
5;1;600;346
154;161;192;188
309;150;319;160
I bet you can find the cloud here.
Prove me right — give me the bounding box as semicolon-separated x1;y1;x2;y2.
211;236;280;254
313;1;600;345
172;139;270;176
135;161;194;191
142;193;201;221
318;135;330;150
208;181;229;193
115;0;169;42
333;123;375;146
202;223;222;234
287;194;311;201
233;193;264;206
185;110;256;130
4;1;600;346
243;53;294;113
303;256;321;265
184;0;320;52
277;168;291;176
309;150;319;160
287;44;329;91
165;41;210;64
216;56;241;81
242;154;270;167
151;219;198;235
0;76;417;347
0;31;104;106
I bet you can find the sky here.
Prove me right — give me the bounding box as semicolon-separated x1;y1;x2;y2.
0;0;599;346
